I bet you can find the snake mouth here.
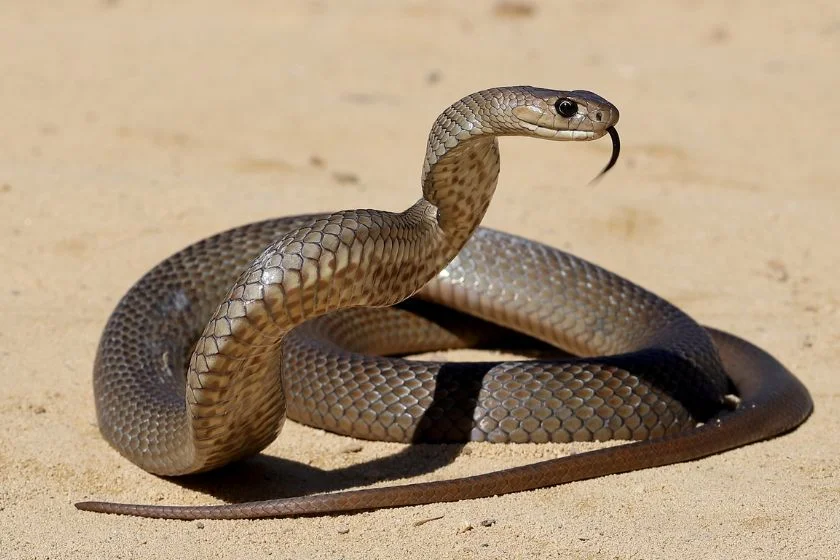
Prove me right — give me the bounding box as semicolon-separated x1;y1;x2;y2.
536;128;600;140
514;116;612;141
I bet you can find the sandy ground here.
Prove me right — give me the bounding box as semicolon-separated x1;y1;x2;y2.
1;1;838;558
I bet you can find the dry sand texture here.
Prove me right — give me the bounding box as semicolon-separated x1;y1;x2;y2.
1;1;838;559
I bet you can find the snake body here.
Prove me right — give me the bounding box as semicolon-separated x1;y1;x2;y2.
76;87;812;519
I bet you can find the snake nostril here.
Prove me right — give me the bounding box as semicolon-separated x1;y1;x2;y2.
595;111;603;122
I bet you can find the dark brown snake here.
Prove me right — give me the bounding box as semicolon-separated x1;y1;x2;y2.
75;86;813;520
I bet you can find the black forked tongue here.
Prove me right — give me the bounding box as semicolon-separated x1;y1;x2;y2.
589;126;620;185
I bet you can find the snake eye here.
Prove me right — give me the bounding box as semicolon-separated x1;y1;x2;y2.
554;98;578;118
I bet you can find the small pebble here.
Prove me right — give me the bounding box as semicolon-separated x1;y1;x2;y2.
196;522;205;529
480;519;496;527
412;514;444;527
332;171;359;184
493;1;536;18
766;259;789;282
456;521;473;534
336;524;350;534
426;70;442;85
339;443;363;453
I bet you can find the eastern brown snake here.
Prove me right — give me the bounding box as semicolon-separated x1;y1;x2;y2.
76;86;812;519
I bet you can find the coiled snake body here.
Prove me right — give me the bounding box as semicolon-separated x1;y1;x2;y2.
76;87;812;519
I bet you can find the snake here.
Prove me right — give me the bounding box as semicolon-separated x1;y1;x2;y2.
75;86;813;520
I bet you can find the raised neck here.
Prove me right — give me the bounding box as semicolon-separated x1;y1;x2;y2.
421;135;500;249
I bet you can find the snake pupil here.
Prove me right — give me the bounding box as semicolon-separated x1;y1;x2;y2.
554;98;578;118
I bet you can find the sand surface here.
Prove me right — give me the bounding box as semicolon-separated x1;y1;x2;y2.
1;1;838;558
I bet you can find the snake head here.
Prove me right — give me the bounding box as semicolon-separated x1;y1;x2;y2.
424;86;621;192
510;88;619;140
508;87;621;180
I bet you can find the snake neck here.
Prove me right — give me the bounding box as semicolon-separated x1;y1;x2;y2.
421;136;500;242
421;135;500;251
